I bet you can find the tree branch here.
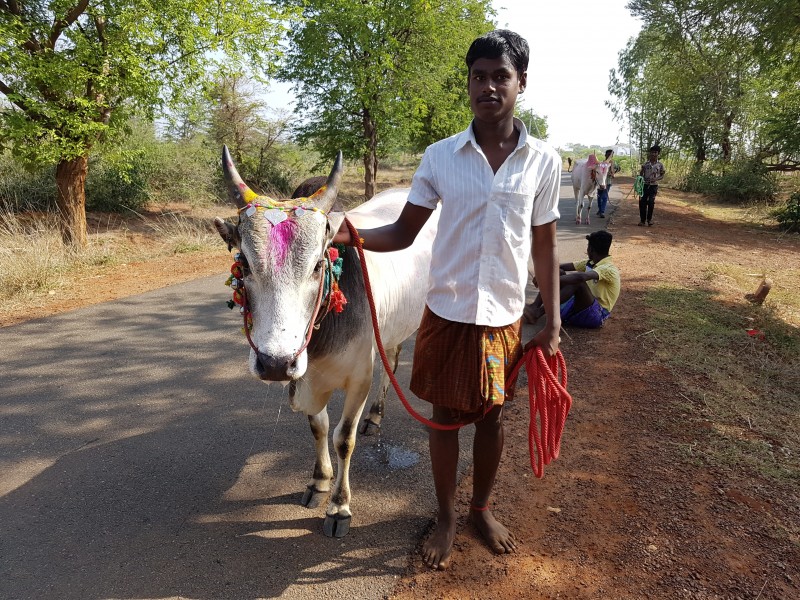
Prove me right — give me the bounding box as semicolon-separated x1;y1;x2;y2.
49;0;90;49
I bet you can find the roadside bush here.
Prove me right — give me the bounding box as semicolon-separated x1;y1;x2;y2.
772;192;800;232
85;148;153;212
681;161;777;203
0;157;56;211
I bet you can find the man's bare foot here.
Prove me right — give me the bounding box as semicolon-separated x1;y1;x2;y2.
522;304;543;324
469;507;517;554
421;515;456;570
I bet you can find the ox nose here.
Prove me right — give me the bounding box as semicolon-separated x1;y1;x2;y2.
255;352;297;381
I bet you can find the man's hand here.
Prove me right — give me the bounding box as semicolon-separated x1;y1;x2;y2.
332;220;352;246
524;324;560;358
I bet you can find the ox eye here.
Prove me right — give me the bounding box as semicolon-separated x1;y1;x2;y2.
314;259;325;273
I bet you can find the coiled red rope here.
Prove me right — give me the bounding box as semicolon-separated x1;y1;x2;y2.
345;217;573;476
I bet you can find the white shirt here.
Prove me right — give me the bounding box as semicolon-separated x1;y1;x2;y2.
407;118;561;326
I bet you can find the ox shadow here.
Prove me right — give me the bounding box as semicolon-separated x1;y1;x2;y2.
0;274;470;600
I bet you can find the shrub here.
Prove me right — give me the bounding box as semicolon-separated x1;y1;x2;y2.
772;192;800;232
85;148;153;212
0;157;56;212
681;161;778;203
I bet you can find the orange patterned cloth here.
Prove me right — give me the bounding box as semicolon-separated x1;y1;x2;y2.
410;307;522;421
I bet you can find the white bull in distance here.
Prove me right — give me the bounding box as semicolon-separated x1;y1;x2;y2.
213;147;438;537
571;157;611;225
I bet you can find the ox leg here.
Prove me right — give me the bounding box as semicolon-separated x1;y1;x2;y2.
359;344;402;436
324;379;372;538
302;406;334;509
586;195;593;225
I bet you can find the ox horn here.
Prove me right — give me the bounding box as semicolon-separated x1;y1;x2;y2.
221;145;256;208
311;151;343;213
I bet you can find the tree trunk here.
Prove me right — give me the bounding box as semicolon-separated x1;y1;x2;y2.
55;155;89;248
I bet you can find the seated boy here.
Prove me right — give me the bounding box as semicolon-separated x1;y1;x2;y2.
524;230;620;328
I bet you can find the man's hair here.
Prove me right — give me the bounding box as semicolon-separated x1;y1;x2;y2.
466;30;529;75
586;230;613;256
605;149;613;159
649;144;661;153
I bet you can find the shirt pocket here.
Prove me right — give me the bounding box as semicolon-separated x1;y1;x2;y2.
499;191;534;244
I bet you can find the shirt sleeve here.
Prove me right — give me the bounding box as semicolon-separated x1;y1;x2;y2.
531;147;561;226
573;259;588;272
406;148;440;210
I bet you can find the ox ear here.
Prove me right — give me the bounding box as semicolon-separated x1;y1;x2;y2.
214;217;241;252
325;211;345;243
311;151;343;214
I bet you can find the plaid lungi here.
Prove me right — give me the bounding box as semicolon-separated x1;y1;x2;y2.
410;306;523;418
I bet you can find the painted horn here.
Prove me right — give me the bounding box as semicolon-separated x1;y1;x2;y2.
311;151;343;213
221;145;254;208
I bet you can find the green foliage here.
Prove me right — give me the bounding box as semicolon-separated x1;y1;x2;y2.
515;106;548;141
612;0;800;173
85;149;153;212
0;0;294;242
0;155;56;211
279;0;495;194
772;193;800;232
681;161;778;204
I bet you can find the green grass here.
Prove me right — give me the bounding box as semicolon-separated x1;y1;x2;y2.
644;285;800;483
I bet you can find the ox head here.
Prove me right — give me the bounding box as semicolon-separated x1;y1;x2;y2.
214;146;344;382
593;161;611;190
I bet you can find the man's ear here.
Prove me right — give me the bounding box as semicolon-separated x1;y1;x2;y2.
326;212;345;242
213;217;240;251
519;70;527;94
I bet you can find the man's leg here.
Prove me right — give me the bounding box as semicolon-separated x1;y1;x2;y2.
639;188;649;224
524;278;593;323
647;187;657;223
422;405;460;570
470;404;516;554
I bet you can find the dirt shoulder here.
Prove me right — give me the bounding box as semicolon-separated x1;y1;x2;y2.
5;186;799;599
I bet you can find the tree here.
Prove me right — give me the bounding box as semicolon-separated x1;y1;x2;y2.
515;106;548;141
611;0;799;172
0;0;292;246
279;0;494;198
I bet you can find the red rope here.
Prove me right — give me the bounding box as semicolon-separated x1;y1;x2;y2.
345;218;574;476
505;347;573;478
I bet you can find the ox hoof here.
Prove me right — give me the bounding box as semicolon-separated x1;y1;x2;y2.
301;485;329;509
323;513;351;538
359;418;381;436
576;217;581;225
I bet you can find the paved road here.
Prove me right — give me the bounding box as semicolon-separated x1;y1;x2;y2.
0;171;616;600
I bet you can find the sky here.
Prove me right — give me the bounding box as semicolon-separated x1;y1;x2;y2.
263;0;643;150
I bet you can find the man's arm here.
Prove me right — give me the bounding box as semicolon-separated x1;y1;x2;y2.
528;220;560;357
560;270;599;284
333;202;434;251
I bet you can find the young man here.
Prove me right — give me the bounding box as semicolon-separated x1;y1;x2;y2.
639;145;665;226
596;149;614;218
333;30;561;570
523;230;620;329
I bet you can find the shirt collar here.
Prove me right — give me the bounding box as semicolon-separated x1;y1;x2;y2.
453;117;533;154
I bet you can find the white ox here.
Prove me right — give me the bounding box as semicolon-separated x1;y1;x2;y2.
214;147;438;538
571;158;611;225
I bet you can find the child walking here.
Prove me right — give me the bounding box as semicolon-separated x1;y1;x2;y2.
334;29;561;570
639;144;665;226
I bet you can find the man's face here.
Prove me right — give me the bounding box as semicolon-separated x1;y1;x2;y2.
468;56;526;124
648;150;659;162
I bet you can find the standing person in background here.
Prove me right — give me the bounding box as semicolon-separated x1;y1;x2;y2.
567;156;572;172
639;145;665;226
596;149;614;218
334;29;561;571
